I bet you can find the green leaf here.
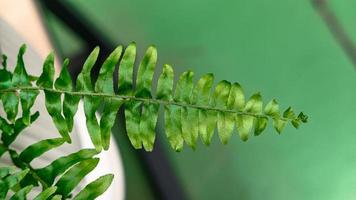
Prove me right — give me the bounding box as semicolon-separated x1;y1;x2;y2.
298;112;308;123
33;186;57;200
19;89;39;125
283;106;295;119
235;93;263;141
54;59;72;91
37;51;70;139
191;74;216;145
9;185;33;200
36;149;99;185
0;167;15;178
73;174;114;200
211;80;230;108
62;94;80;132
157;66;185;151
55;59;80;132
156;64;174;101
95;46;123;150
165;105;184;152
211;81;234;144
291;112;308;129
217;112;235;144
12;45;38;125
181;107;199;149
139;102;159;151
135;45;157;98
19;138;65;163
191;73;214;105
1;54;7;68
2;112;39;146
244;93;263;114
0;116;14;136
76;48;102;151
254;117;268;136
0;169;29;198
264;100;289;133
227;82;245;111
18;173;39;189
0;91;18;123
236;115;254;141
264;99;280;117
37;53;55;88
291;119;300;129
44;90;70;142
100;98;123;150
273;118;287;134
12;45;30;87
0;66;18;122
125;100;142;149
76;47;99;92
55;158;99;197
175;71;197;148
84;103;102;150
118;42;136;95
0;143;6;158
95;46;122;94
83;94;102;151
119;44;144;149
7;150;25;170
198;110;217;145
51;195;62;200
174;71;194;103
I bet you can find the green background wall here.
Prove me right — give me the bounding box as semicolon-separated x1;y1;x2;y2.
46;0;356;199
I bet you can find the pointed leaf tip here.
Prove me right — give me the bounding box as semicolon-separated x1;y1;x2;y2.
298;112;308;123
265;99;280;117
63;58;70;65
73;174;114;200
19;44;27;55
1;54;7;68
244;92;262;114
283;106;295;119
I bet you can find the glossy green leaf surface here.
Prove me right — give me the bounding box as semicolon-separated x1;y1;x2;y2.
36;149;99;185
73;174;114;200
55;59;80;132
13;45;38;125
135;46;157;98
19;138;65;163
2;112;39;146
33;186;57;200
55;158;99;198
118;42;136;95
51;195;62;200
0;169;29;198
156;64;174;101
0;66;18;123
9;185;33;200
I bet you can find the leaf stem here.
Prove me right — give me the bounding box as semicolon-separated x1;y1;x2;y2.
0;86;289;121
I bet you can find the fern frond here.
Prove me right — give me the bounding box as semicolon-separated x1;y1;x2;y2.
0;43;308;199
0;43;308;152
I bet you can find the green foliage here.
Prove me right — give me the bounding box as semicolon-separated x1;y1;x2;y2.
0;44;308;199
